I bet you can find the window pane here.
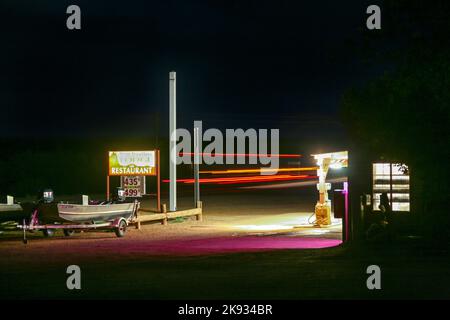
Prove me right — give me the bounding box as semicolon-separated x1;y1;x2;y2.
372;162;410;212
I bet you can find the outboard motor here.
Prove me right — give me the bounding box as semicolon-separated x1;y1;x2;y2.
42;189;54;203
30;188;58;236
116;187;126;203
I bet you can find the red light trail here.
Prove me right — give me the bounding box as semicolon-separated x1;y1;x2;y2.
163;174;318;185
200;167;318;174
179;152;301;158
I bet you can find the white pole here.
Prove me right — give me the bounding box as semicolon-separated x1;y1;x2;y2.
194;127;200;207
169;71;177;211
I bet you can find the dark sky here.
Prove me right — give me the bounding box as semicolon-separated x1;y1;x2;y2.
1;0;380;144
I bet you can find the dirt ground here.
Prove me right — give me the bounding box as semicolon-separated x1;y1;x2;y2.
0;188;342;260
0;187;342;252
1;187;448;299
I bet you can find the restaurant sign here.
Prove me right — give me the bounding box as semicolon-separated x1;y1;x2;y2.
109;151;156;176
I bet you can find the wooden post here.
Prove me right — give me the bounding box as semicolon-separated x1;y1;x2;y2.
157;149;161;212
135;201;141;229
106;175;110;201
196;201;203;221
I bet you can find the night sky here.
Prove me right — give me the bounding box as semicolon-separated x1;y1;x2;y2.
1;0;379;145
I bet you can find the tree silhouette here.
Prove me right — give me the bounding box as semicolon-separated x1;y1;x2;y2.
341;0;450;238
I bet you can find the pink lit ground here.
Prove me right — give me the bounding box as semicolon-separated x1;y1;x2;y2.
0;189;354;299
0;189;342;258
0;211;342;264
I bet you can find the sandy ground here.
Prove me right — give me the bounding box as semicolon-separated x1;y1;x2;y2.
0;187;360;299
0;188;342;258
2;185;450;300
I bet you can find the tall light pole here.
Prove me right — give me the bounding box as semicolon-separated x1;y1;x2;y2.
169;71;177;212
193;126;200;207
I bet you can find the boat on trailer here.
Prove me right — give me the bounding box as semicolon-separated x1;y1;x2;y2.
0;196;32;223
0;203;22;222
57;201;137;223
16;191;140;243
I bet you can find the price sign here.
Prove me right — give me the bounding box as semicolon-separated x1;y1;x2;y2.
121;176;146;198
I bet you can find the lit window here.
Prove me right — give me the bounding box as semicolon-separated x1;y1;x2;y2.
372;163;410;212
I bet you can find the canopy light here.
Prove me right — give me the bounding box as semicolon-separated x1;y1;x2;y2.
329;163;344;169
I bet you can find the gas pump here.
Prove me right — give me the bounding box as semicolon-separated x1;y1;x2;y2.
312;151;348;226
315;158;332;225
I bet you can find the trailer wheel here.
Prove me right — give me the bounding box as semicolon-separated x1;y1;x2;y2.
63;229;74;237
43;229;54;237
115;220;127;237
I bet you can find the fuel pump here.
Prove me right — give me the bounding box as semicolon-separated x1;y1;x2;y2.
312;151;348;226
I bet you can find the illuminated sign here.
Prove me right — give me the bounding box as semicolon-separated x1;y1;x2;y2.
121;176;146;197
109;151;156;176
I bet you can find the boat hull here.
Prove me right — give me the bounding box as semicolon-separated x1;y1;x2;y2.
0;204;30;223
57;202;136;223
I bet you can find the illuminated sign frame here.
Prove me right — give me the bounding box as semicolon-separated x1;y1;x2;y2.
106;149;161;212
108;151;156;176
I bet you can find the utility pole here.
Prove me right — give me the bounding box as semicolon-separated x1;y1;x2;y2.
194;126;200;207
169;71;177;212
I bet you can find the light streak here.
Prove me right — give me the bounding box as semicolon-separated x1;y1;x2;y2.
179;152;301;158
162;174;317;184
199;167;318;175
239;177;348;190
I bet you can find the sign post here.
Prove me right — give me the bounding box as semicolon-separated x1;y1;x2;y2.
106;175;110;201
157;149;161;212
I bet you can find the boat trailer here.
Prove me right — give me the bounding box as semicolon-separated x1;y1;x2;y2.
17;201;139;244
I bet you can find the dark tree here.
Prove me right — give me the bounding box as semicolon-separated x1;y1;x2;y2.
341;0;450;238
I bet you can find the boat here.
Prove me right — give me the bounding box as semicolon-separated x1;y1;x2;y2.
0;203;23;223
57;201;138;223
0;196;33;223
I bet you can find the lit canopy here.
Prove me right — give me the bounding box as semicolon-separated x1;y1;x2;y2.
312;151;348;169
